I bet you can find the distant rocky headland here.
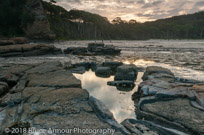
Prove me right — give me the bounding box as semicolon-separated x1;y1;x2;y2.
1;0;204;40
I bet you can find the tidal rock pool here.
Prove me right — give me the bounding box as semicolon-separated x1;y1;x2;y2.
72;59;204;123
74;70;144;123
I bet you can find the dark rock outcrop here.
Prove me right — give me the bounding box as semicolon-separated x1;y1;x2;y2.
95;67;112;77
142;66;174;81
0;37;28;46
70;67;86;74
132;66;204;135
102;62;123;71
64;43;121;56
115;64;138;82
25;0;55;40
107;81;135;91
64;47;88;55
121;119;189;135
0;44;62;57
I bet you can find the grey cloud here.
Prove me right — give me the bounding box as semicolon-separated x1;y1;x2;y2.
47;0;204;22
194;1;204;7
136;13;154;17
142;0;165;8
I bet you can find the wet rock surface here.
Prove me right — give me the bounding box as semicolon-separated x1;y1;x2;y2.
0;62;131;135
115;65;138;82
0;37;28;46
64;43;121;56
0;60;204;135
95;67;112;77
70;66;86;74
0;44;62;57
64;47;88;55
132;66;204;135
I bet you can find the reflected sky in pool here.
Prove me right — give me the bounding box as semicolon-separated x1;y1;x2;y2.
74;70;143;123
73;59;204;123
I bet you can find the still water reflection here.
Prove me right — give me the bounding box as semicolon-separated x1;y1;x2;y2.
74;70;143;123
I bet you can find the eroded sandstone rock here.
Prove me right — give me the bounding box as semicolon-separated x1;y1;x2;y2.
95;67;112;77
0;44;62;57
142;66;174;81
115;64;138;82
132;66;204;135
27;70;81;88
0;62;124;135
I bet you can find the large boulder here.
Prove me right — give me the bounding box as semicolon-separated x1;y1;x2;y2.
102;45;121;55
95;67;112;77
115;71;136;81
87;43;104;52
64;47;88;55
107;81;135;87
117;64;138;74
102;62;123;71
142;66;174;81
72;62;91;70
107;81;135;91
114;64;138;81
70;66;86;74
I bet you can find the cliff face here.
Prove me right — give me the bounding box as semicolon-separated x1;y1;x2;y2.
42;2;112;40
25;0;56;40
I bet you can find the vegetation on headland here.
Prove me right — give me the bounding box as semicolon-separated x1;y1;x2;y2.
1;0;204;40
0;0;34;38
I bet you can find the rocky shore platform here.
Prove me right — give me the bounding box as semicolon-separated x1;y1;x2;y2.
0;44;62;57
0;37;28;46
132;66;204;135
0;62;127;135
0;37;63;57
0;39;121;57
0;61;203;135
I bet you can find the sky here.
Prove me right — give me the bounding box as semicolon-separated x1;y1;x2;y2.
49;0;204;22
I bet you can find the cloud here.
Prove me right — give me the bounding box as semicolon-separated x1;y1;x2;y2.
47;0;204;22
